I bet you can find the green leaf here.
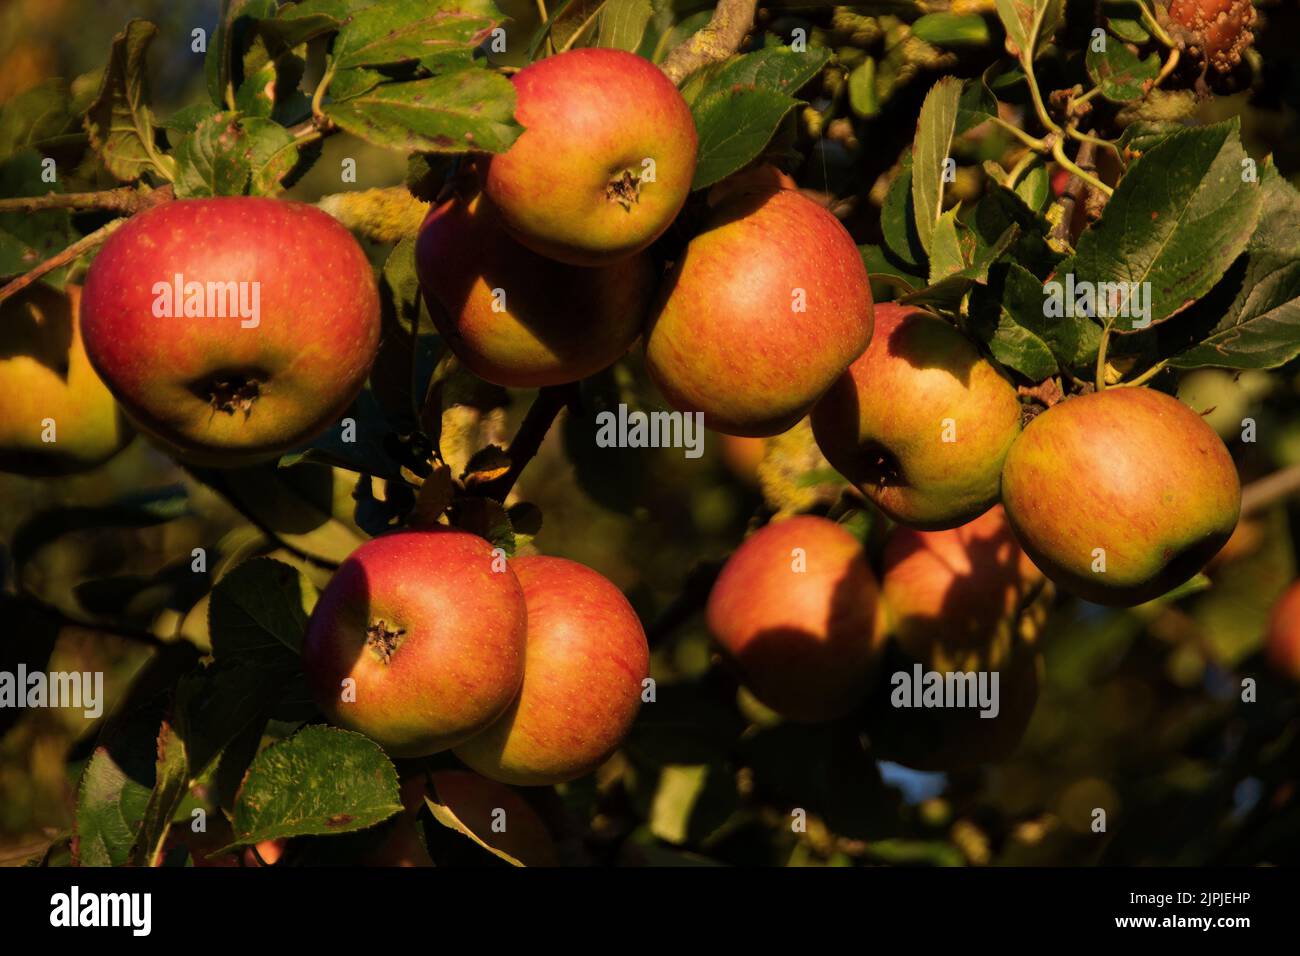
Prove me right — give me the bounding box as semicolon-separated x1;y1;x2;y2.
208;556;316;664
230;726;402;845
172;112;251;198
956;75;998;135
688;45;831;190
452;496;516;555
1165;168;1300;370
83;19;175;182
861;243;924;295
1103;0;1151;42
928;207;967;283
329;66;386;102
257;0;369;50
323;70;520;153
598;0;653;51
127;719;190;867
0;80;74;159
846;57;879;118
206;0;279;109
910;76;961;255
995;0;1064;61
881;155;925;272
75;746;154;867
911;13;991;48
381;234;432;335
0;150;74;285
1074;120;1263;333
331;0;498;70
1086;39;1160;103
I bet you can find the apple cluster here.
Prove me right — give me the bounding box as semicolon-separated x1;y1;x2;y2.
0;45;1264;781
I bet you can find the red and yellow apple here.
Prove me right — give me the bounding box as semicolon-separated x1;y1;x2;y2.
302;530;526;757
455;555;649;785
483;48;697;266
415;195;653;387
706;515;880;721
811;303;1022;530
1000;387;1241;606
81;197;380;465
645;189;873;437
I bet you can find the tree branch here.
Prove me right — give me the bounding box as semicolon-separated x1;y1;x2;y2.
0;218;126;308
659;0;758;85
471;384;579;502
0;184;172;216
1242;464;1300;517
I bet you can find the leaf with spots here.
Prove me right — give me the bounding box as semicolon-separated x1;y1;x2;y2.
1085;38;1160;103
173;112;252;197
230;726;402;845
173;112;299;197
1073;120;1262;333
331;0;500;71
83;19;176;182
323;69;520;154
208;556;317;664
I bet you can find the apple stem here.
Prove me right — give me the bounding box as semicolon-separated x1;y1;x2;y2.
469;384;580;502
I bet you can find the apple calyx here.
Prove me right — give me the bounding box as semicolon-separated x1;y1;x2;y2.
203;374;261;417
366;619;406;664
605;168;643;211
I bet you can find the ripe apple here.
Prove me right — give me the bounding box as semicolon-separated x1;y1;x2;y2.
811;303;1022;530
1167;0;1255;74
302;530;527;757
0;283;131;475
81;197;381;465
645;188;873;437
415;195;653;387
1266;581;1300;682
881;505;1043;673
706;515;881;721
455;555;649;785
483;48;697;266
428;770;559;866
1001;387;1241;607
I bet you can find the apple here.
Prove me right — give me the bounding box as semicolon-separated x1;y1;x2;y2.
0;283;131;475
302;530;527;757
1167;0;1256;74
1266;581;1300;682
881;505;1043;673
80;197;381;465
1000;387;1241;607
811;303;1022;530
483;48;697;266
454;555;649;785
645;188;874;437
429;770;559;866
415;194;654;387
706;515;881;721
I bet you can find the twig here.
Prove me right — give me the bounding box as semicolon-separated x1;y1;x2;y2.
0;218;125;308
1242;464;1300;517
14;594;170;649
660;0;758;85
1050;138;1097;246
473;384;579;501
0;184;172;216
